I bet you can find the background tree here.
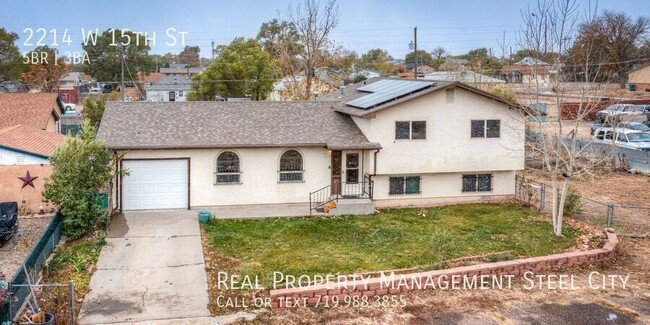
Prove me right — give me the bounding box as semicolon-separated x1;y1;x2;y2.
257;19;302;77
178;45;201;67
519;0;616;237
358;48;394;75
189;38;273;100
0;28;25;82
83;97;106;128
20;46;70;92
288;0;340;99
568;10;648;88
405;50;434;67
43;124;115;240
430;46;449;70
82;29;153;82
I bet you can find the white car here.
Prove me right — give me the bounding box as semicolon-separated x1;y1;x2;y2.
594;128;650;151
62;102;76;112
89;86;101;94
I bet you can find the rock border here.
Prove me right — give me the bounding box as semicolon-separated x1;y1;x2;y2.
269;228;618;309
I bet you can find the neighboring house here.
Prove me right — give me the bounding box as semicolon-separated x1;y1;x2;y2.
146;76;192;102
501;65;551;84
440;58;469;72
422;71;505;84
137;72;163;90
0;125;67;165
0;93;64;133
59;72;86;89
405;63;435;75
98;78;524;214
0;125;68;213
159;63;204;77
629;64;650;91
514;56;551;66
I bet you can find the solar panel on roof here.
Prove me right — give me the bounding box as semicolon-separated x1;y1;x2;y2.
346;79;436;109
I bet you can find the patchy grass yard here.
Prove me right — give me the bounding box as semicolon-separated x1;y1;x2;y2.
203;204;579;287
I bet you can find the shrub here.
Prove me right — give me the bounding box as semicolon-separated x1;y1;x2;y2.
43;124;117;240
561;186;584;216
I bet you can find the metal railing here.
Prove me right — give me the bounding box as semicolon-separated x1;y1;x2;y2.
309;176;374;214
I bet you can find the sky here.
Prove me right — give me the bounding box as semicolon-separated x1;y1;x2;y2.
2;0;649;61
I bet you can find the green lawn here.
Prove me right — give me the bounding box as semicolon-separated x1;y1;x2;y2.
203;204;579;286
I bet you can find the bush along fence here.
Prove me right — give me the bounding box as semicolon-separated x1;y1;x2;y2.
268;229;618;309
0;212;62;322
515;175;650;236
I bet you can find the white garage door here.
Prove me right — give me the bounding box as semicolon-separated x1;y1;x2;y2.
123;159;189;210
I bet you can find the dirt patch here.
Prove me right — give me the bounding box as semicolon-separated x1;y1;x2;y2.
0;215;53;277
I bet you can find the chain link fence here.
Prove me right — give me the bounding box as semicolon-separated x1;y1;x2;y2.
516;175;650;235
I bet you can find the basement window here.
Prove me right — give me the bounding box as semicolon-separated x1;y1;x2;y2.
462;174;492;192
389;176;421;195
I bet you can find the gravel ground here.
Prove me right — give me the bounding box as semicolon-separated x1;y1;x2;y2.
0;215;53;278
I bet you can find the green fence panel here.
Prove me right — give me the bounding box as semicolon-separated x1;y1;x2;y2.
0;212;62;322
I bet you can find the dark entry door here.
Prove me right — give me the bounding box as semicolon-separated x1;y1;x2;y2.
331;150;342;195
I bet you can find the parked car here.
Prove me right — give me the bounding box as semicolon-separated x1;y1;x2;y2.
102;84;113;93
0;202;18;245
616;122;650;132
593;128;650;151
62;102;76;112
89;86;101;94
595;104;649;124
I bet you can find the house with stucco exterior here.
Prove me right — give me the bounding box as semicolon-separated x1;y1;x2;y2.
98;78;524;215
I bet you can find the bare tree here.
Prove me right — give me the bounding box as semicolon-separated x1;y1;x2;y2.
518;0;617;236
288;0;340;99
431;47;449;60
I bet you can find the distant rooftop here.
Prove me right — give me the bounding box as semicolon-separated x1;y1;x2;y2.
148;76;192;91
422;71;504;84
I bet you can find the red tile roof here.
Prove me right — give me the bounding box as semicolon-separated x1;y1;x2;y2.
0;93;62;130
0;125;68;158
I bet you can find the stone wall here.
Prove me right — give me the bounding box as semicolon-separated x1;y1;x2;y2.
269;229;618;309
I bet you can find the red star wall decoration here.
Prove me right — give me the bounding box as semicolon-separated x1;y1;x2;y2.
18;171;38;189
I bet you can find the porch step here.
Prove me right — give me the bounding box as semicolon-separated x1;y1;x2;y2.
328;198;375;216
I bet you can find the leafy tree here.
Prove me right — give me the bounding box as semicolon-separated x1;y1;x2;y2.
20;46;70;92
0;28;25;82
149;52;176;71
454;48;503;76
329;49;358;73
82;29;153;82
83;97;106;128
567;10;648;88
405;50;434;67
43;124;116;240
189;38;273;100
358;48;394;75
256;19;302;77
178;45;201;67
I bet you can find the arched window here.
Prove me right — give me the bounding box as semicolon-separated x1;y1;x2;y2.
216;151;241;184
279;150;303;182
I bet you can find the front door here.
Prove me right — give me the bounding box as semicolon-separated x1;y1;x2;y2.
342;152;363;197
169;91;176;101
331;150;342;195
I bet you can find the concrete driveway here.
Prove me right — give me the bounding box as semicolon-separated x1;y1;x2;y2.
78;211;213;324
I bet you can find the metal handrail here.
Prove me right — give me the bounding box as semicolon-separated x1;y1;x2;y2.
309;178;374;214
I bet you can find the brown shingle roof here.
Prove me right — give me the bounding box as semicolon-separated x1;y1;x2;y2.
0;93;62;130
0;125;68;158
97;101;380;150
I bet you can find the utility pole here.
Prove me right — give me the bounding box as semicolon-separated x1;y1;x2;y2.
211;40;215;61
413;27;418;79
120;46;125;102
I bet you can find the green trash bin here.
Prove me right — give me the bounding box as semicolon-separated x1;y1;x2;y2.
198;210;212;223
97;192;108;210
629;84;636;91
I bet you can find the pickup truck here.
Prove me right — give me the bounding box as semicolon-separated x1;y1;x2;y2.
593;127;650;151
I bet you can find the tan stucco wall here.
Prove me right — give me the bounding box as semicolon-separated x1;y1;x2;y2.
352;87;525;175
372;170;516;207
119;147;344;208
629;66;650;84
0;165;54;214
